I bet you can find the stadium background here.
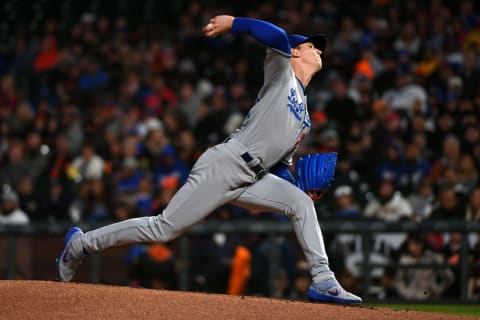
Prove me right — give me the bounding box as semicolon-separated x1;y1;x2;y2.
0;0;479;304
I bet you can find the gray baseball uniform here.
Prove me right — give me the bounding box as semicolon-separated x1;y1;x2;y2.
76;39;332;284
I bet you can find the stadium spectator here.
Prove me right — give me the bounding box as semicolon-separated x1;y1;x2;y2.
461;124;480;157
429;134;463;184
45;180;72;222
427;187;466;251
71;178;109;223
408;181;434;222
364;173;414;278
332;185;361;220
78;58;109;93
460;49;480;100
393;21;421;58
466;187;480;221
376;140;407;189
324;78;359;135
402;142;432;195
0;141;32;188
434;167;469;202
0;189;29;226
330;156;370;207
69;143;105;182
16;175;43;220
24;131;51;183
429;187;466;221
404;112;433;147
0;75;19;113
364;174;413;222
427;112;456;158
153;145;189;188
175;130;201;167
113;157;144;204
135;173;155;216
151;175;180;214
393;233;454;299
456;154;478;194
381;70;428;116
34;35;59;73
0;188;32;279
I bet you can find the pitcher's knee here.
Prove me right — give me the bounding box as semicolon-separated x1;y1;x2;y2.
154;231;175;242
289;193;315;217
151;215;182;242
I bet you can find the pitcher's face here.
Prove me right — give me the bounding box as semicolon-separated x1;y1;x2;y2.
296;42;323;71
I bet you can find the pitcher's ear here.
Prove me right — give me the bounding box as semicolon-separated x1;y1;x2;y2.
291;47;300;57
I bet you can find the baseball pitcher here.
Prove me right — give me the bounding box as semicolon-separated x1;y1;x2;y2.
56;15;362;304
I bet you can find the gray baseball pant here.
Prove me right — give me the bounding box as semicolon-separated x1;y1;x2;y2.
79;139;332;282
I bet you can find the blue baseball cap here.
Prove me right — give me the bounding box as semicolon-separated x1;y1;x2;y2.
288;34;327;51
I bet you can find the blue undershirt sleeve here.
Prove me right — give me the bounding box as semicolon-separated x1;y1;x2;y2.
269;162;296;185
231;17;291;55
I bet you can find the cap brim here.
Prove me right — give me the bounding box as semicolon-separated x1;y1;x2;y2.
303;34;326;51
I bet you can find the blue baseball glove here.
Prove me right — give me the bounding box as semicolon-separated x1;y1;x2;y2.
295;152;337;201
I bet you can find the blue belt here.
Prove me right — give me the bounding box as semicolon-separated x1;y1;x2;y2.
240;152;266;179
224;137;266;179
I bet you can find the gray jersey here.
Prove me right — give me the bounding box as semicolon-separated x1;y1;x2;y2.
230;49;311;168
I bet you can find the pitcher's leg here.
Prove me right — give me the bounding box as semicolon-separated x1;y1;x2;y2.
57;143;255;282
81;216;170;252
231;173;333;282
81;145;253;253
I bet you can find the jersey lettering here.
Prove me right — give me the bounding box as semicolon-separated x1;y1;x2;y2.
287;88;310;129
303;116;311;129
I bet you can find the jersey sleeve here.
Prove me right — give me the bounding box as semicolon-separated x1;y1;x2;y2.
231;18;291;56
230;18;291;83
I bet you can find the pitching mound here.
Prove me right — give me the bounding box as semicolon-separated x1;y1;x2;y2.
0;281;472;319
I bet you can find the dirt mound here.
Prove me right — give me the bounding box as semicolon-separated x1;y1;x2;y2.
0;281;472;320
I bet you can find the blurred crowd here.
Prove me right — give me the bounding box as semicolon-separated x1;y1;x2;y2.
0;0;480;300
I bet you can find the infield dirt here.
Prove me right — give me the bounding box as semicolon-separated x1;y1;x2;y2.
0;280;476;319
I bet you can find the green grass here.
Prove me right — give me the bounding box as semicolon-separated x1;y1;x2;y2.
366;304;480;317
